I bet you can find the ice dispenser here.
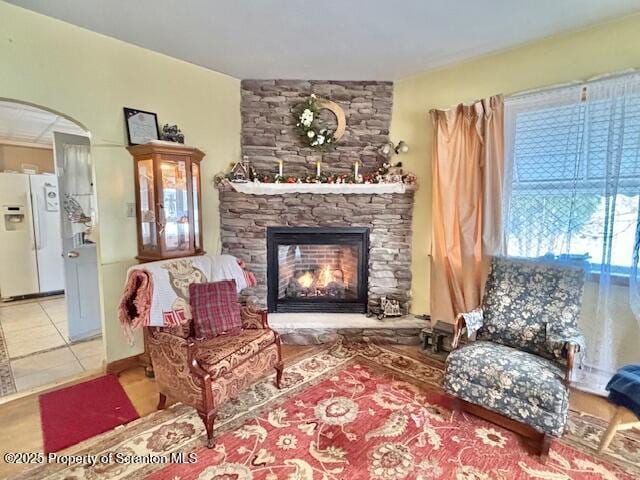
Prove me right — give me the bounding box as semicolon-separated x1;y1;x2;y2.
3;205;27;231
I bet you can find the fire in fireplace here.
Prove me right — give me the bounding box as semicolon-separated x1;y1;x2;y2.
280;244;358;300
267;227;369;313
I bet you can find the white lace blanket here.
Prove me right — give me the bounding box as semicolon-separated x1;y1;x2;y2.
118;254;250;342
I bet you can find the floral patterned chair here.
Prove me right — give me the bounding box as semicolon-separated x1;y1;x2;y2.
443;257;586;459
146;306;283;448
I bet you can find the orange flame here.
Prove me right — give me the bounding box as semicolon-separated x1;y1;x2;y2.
318;265;334;288
297;271;314;288
297;264;336;289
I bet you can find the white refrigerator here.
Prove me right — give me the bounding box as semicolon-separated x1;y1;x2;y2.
0;172;65;299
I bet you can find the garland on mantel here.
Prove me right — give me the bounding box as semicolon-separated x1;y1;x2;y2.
216;162;416;186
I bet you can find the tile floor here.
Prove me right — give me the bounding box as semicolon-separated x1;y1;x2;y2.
0;296;103;395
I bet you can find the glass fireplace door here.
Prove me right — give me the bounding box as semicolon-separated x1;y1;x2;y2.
277;244;360;301
267;227;369;313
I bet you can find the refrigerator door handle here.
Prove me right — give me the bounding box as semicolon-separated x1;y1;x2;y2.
31;191;44;250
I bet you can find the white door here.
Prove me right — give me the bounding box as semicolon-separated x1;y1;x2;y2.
53;132;101;341
29;174;65;293
0;173;39;298
62;243;101;341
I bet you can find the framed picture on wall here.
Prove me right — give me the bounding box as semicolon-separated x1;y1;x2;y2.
123;107;160;145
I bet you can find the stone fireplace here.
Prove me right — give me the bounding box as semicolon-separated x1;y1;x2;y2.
218;185;414;314
267;227;369;313
216;78;425;344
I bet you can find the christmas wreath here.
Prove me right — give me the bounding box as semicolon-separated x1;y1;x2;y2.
295;94;345;152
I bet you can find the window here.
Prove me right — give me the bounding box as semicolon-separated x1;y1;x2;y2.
504;76;640;274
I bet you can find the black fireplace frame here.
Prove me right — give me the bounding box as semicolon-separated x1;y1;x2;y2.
266;227;369;313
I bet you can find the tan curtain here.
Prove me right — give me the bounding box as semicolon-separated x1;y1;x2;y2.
430;95;504;323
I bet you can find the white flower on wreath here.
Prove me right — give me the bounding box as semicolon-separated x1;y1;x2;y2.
300;108;314;127
317;135;325;145
307;130;315;138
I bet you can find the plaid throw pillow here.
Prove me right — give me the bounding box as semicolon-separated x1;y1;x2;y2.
189;280;242;339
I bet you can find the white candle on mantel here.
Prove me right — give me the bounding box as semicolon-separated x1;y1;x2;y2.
278;160;283;177
354;161;359;180
316;160;321;177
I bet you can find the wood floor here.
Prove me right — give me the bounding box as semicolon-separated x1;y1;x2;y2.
0;345;314;478
0;344;622;479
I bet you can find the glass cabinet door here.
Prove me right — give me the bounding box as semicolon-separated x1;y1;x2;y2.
192;161;201;251
137;158;158;252
159;158;190;252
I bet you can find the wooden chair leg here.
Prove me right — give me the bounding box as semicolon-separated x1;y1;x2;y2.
275;361;284;389
456;397;553;463
157;392;167;410
598;407;625;453
538;434;552;463
274;333;284;390
198;410;217;448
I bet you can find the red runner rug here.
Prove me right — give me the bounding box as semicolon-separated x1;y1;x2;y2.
39;374;139;454
150;360;635;480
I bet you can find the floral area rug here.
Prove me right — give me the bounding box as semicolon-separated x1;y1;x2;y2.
16;342;640;480
0;321;16;397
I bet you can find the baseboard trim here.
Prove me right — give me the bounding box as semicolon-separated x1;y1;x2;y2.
106;355;143;375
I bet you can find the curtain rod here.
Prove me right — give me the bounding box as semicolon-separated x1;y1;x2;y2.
506;68;638;100
430;69;638;113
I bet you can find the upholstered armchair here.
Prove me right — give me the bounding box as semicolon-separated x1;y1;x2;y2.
146;306;283;448
443;257;586;459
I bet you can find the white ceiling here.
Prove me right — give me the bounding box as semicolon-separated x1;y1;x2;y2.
7;0;640;80
0;101;87;147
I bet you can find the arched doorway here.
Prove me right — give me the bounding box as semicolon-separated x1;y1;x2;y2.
0;99;102;399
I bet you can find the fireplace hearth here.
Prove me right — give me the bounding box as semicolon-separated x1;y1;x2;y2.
267;227;369;313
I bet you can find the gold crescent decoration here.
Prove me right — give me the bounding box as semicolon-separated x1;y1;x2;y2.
316;98;346;141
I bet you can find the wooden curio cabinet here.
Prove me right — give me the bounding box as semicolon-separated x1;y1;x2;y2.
128;143;205;261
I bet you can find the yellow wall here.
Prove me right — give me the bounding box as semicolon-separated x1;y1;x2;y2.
0;1;241;361
0;144;54;173
391;13;640;315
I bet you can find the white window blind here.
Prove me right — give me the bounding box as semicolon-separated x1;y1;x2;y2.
504;74;640;273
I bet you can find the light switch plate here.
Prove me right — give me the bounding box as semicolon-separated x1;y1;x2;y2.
126;202;136;218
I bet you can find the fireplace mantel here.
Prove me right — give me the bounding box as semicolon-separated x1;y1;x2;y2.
225;180;416;195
